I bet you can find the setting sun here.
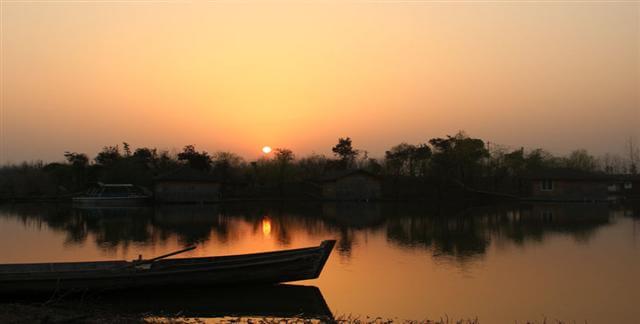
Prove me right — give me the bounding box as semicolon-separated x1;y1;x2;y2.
262;146;272;154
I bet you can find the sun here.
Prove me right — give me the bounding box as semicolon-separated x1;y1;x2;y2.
262;146;272;154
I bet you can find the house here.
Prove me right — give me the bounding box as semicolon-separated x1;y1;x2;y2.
311;169;381;201
154;167;221;203
608;174;640;200
524;168;612;202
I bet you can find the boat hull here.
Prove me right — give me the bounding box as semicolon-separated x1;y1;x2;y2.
72;196;151;207
0;240;335;294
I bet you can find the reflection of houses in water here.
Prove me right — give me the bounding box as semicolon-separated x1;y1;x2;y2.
500;203;612;243
386;213;490;262
73;206;155;247
153;204;226;245
385;203;614;263
309;169;382;201
608;175;640;201
1;201;625;266
154;167;221;203
321;202;384;257
321;202;384;228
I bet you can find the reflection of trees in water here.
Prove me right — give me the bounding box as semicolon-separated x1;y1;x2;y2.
226;204;318;246
77;208;155;249
0;204;158;251
0;203;340;252
485;204;611;244
153;205;227;246
319;202;386;257
615;201;640;219
335;228;356;258
0;204;224;250
0;202;625;262
4;205;79;245
385;203;614;263
383;202;489;263
387;214;488;262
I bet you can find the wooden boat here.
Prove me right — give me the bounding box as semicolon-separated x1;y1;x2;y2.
72;183;151;206
0;240;336;295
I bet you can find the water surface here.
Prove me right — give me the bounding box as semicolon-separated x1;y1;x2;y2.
0;202;638;323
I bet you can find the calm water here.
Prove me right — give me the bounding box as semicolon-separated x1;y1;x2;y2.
1;202;639;323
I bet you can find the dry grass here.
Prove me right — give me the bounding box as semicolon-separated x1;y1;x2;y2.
144;315;576;324
0;303;580;324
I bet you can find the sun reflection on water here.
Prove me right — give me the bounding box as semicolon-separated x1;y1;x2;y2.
262;217;272;237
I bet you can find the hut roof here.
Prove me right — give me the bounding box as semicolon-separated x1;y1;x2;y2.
154;167;220;183
95;182;135;187
317;169;379;183
524;168;611;181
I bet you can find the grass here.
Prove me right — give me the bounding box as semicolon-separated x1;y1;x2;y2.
0;302;581;324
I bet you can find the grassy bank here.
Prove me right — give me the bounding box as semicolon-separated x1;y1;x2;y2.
0;302;581;324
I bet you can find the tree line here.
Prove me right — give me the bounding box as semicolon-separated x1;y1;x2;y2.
0;131;638;198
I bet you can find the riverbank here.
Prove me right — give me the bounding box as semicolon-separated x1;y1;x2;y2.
0;302;144;324
0;302;575;324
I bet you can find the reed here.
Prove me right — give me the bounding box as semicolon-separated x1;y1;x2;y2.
0;303;579;324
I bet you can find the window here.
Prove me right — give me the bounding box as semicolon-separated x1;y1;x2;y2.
541;179;553;191
624;182;632;189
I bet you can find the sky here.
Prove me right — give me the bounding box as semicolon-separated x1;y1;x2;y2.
1;1;638;163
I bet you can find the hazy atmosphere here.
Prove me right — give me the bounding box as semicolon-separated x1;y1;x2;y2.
1;2;640;324
1;2;638;163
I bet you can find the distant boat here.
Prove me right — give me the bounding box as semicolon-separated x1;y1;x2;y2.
0;240;336;294
72;182;151;206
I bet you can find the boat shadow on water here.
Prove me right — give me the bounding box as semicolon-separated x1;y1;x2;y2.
2;284;334;321
0;239;336;321
96;284;333;320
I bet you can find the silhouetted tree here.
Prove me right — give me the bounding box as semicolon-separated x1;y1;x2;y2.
414;145;432;176
132;147;158;165
362;158;383;175
212;152;245;194
429;132;489;185
94;145;121;166
503;148;526;176
63;152;89;168
213;152;244;169
62;152;89;189
385;143;431;176
385;144;412;176
332;137;358;169
122;142;132;157
177;145;212;171
524;148;559;171
156;150;176;170
565;149;597;171
297;154;328;179
274;148;295;197
274;148;294;165
599;153;627;174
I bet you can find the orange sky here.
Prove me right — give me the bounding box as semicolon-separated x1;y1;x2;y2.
1;2;638;163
